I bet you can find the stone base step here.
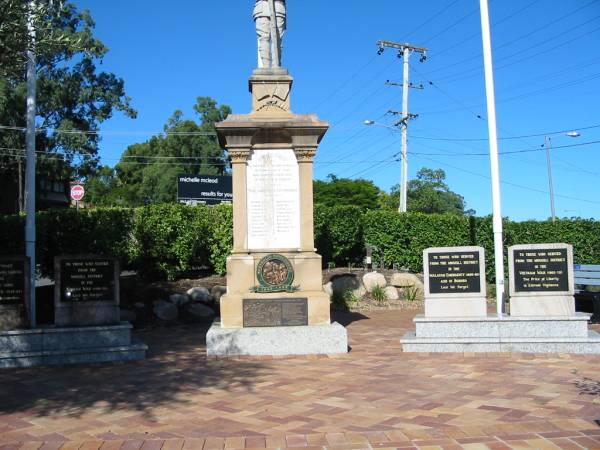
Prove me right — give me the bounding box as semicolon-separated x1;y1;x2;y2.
0;323;147;368
414;313;591;338
0;341;147;368
206;319;348;356
401;330;600;353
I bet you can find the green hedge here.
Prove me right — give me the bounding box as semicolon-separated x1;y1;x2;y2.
2;205;600;281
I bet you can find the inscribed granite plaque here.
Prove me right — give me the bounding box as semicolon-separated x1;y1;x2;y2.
428;251;481;294
512;247;569;292
243;298;308;327
0;258;27;305
60;258;116;302
247;149;300;250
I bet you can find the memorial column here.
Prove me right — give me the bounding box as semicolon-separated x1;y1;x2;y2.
229;149;250;254
295;148;317;252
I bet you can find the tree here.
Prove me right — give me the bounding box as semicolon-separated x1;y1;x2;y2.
314;174;384;210
398;167;467;215
0;0;136;210
86;97;231;207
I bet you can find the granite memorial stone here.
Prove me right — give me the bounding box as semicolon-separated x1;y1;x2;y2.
0;256;29;330
54;255;120;326
509;243;575;316
423;246;487;317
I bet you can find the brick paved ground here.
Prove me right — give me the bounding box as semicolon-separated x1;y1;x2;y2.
1;309;600;450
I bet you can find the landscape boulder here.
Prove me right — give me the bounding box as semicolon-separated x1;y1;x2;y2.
384;286;400;300
362;272;387;292
187;287;213;305
210;285;227;302
153;300;178;321
323;282;333;297
330;273;362;296
186;303;215;320
169;293;190;307
391;272;422;287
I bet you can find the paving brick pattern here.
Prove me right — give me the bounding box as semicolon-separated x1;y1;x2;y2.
2;309;600;449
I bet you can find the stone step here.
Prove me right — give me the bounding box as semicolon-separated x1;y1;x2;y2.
0;322;134;352
0;341;147;368
413;313;590;338
401;330;600;353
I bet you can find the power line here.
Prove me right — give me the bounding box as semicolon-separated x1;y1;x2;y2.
410;123;600;142
409;139;600;156
414;154;600;206
401;0;463;42
0;125;217;137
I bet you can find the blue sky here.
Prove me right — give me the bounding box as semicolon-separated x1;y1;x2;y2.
75;0;600;221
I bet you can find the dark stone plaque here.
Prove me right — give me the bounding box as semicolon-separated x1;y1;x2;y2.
428;251;482;294
0;258;27;305
60;258;115;302
243;298;308;327
512;248;569;292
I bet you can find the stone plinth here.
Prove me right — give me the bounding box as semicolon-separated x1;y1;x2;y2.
0;322;147;368
401;313;600;353
206;320;347;357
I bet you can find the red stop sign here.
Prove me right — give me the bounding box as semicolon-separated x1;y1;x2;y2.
70;184;85;201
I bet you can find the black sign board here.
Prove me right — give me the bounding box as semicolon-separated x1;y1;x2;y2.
60;259;115;302
512;248;569;292
243;298;308;327
428;251;481;294
177;174;232;205
0;259;27;305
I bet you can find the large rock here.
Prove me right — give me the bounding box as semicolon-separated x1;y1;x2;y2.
210;285;227;302
391;272;422;288
153;300;178;321
187;287;213;305
323;282;333;297
362;272;387;292
384;286;400;301
330;273;362;295
186;303;215;320
169;293;190;307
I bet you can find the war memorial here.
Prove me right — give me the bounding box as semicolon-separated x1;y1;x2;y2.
207;0;347;356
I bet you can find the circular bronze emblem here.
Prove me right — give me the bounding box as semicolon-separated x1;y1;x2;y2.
256;254;294;290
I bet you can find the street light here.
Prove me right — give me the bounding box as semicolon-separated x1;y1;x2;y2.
544;131;580;222
364;119;405;213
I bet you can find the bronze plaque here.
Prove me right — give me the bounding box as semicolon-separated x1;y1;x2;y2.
243;298;308;327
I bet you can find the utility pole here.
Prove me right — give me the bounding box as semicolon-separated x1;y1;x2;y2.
544;136;556;222
25;0;37;327
377;40;427;213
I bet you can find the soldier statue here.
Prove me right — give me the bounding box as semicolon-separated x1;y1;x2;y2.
253;0;286;68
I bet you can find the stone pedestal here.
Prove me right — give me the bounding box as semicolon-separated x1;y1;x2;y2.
209;68;347;356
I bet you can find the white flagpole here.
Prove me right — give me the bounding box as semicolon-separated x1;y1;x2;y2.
479;0;504;318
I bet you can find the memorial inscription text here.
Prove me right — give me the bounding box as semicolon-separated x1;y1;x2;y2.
0;260;26;305
61;259;115;302
243;298;308;327
247;149;300;250
428;251;481;294
513;248;569;292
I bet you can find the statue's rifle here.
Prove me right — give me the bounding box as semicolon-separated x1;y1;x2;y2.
267;0;280;67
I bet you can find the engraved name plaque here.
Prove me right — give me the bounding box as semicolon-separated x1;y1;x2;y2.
428;250;482;294
243;298;308;327
512;247;569;293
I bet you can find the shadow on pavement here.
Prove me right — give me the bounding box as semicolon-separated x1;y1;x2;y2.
0;323;270;419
